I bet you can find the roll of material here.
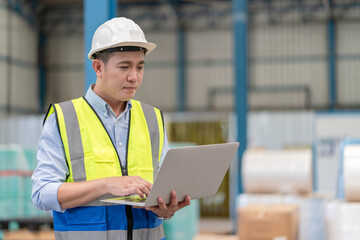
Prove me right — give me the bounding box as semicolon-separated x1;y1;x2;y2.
242;149;313;194
326;201;360;240
343;145;360;201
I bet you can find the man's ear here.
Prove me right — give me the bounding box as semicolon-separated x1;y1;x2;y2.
92;59;104;78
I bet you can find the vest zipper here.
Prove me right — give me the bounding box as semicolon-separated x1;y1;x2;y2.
82;97;127;175
83;97;134;238
125;111;133;240
126;205;133;240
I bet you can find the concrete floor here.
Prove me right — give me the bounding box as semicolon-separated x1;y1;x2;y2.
198;217;234;234
2;217;237;240
195;217;237;240
194;234;238;240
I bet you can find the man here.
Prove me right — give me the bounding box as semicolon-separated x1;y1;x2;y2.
32;17;191;240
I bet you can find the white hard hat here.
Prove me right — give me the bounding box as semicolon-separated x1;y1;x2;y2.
88;17;156;60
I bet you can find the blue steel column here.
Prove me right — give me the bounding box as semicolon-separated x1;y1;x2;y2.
312;144;318;191
232;0;248;195
177;26;186;111
328;18;336;110
84;0;117;91
39;32;46;112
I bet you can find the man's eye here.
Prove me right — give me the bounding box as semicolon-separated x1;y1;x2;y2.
120;66;128;69
137;66;144;70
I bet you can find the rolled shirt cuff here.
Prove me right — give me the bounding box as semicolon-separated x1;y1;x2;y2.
37;182;65;213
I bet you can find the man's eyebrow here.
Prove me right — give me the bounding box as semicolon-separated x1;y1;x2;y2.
117;60;145;65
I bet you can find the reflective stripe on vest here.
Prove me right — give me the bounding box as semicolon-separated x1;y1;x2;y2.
57;100;86;182
53;205;165;240
55;226;165;240
140;102;160;181
48;98;165;240
51;97;164;185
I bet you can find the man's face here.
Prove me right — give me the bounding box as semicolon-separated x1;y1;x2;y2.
95;51;145;103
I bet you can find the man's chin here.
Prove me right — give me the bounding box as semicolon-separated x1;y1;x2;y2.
117;95;134;102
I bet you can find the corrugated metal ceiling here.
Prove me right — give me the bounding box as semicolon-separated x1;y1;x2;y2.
38;0;160;6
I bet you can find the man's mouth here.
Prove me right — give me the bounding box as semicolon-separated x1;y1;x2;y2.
124;87;136;90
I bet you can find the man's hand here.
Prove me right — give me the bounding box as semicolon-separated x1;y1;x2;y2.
145;190;191;218
106;176;152;198
58;176;152;209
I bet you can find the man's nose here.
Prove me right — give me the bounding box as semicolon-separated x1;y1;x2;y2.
127;68;138;81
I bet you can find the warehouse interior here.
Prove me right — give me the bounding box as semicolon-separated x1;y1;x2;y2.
0;0;360;239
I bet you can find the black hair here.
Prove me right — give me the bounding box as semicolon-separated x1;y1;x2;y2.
95;51;115;64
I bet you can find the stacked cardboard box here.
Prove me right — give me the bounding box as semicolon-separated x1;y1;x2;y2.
238;204;299;240
3;229;55;240
237;194;327;240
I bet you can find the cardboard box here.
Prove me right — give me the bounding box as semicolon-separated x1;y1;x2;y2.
3;229;55;240
238;204;299;240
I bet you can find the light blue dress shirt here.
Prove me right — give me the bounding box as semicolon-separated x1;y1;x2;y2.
31;86;169;212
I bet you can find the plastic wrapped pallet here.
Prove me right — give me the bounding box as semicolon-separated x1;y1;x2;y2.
23;148;48;218
163;200;199;240
23;149;38;170
238;204;299;240
23;177;48;218
343;144;360;201
0;175;24;199
0;146;29;171
326;201;360;240
0;199;24;219
0;145;29;220
237;194;326;240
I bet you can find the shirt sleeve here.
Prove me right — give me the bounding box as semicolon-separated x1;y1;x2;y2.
31;113;68;212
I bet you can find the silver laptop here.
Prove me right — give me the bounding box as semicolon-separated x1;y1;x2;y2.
101;142;239;207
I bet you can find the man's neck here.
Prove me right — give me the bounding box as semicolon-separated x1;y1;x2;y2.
108;101;126;117
92;85;126;117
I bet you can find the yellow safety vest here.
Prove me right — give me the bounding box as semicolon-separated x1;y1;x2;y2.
46;97;165;240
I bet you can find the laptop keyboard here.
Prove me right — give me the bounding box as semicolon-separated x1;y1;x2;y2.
121;196;147;203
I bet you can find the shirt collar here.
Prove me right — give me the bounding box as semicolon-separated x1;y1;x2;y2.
84;85;132;119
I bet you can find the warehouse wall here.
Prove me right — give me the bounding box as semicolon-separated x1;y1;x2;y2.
0;2;8;115
43;4;360;112
0;115;42;148
186;30;233;111
337;22;360;107
0;1;38;116
136;9;360;111
46;34;84;107
136;32;177;111
40;6;83;108
137;29;234;111
141;23;328;111
249;23;328;109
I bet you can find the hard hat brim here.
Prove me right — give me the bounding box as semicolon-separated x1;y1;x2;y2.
88;41;157;60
